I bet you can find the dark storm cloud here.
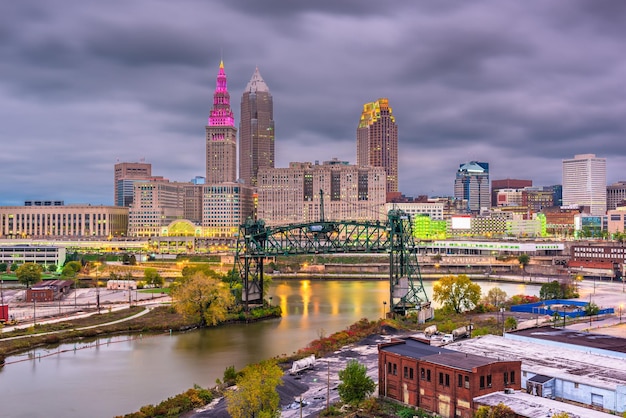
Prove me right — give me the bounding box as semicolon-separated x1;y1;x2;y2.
1;0;625;205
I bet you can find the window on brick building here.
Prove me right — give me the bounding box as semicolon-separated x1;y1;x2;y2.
393;363;397;376
445;374;450;387
504;372;509;385
458;374;463;388
427;369;431;382
409;367;414;380
404;366;409;379
420;368;425;380
439;372;444;385
480;376;485;389
487;374;492;387
510;371;515;384
465;375;470;389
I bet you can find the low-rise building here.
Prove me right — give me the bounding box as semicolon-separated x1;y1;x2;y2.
447;331;626;415
0;205;128;238
379;337;521;417
0;245;66;268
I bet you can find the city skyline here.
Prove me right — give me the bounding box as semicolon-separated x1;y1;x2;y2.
2;1;626;205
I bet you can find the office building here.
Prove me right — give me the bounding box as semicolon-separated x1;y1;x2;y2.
384;202;445;221
128;181;196;237
257;160;386;226
607;181;626;211
357;98;398;196
206;61;237;184
114;161;166;207
562;154;606;216
491;179;532;206
202;183;254;238
239;67;274;187
454;162;490;213
0;205;128;238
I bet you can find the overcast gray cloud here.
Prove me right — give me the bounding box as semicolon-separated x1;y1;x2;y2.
1;0;625;206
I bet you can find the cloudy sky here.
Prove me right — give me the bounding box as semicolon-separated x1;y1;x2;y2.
2;1;626;206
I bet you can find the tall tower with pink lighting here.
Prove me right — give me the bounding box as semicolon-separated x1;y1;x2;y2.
206;60;237;184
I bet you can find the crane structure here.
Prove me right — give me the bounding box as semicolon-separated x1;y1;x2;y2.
233;208;430;316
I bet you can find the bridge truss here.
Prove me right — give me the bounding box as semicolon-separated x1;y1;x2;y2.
234;209;430;315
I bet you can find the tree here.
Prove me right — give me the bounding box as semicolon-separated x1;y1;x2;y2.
551;412;571;418
46;264;58;273
540;280;578;300
62;261;82;276
337;359;376;405
0;262;7;273
16;263;43;288
483;287;507;307
225;360;283;418
584;302;599;317
432;275;481;314
181;264;222;280
517;253;530;277
474;402;515;418
10;263;19;272
143;268;164;288
504;316;517;331
172;272;234;326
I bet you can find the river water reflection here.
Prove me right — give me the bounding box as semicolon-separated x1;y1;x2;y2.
0;279;539;418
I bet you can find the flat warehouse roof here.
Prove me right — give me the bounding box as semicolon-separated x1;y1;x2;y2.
447;334;626;390
510;327;626;355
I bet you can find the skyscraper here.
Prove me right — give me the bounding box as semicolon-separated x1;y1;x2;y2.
562;154;606;215
357;98;398;195
239;67;274;187
454;161;490;213
206;61;237;184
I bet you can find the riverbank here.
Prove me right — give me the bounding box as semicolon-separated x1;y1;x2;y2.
0;304;281;364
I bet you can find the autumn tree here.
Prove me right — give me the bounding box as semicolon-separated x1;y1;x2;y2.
432;275;481;313
483;287;507;307
551;412;571;418
337;359;376;405
16;263;43;288
474;402;515;418
225;360;283;418
171;272;234;326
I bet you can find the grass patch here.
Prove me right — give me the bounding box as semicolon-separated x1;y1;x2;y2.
139;288;171;294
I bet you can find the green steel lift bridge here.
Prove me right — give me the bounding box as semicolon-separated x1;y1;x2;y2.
233;207;430;316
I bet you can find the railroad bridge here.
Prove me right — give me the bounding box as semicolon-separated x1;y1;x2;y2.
234;209;431;317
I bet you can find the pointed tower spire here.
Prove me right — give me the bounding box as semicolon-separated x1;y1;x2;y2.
206;60;237;184
245;67;270;93
208;60;235;126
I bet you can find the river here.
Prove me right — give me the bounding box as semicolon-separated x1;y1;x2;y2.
0;279;540;418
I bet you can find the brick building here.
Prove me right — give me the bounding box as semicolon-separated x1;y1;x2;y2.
379;337;521;418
